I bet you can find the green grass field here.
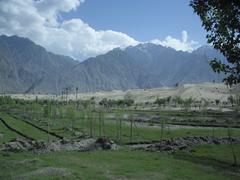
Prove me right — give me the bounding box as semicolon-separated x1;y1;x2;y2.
0;98;239;179
1;110;240;144
0;147;239;179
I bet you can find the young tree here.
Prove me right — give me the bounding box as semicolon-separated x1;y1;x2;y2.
43;102;51;143
166;96;172;106
129;111;134;142
215;99;220;107
183;97;194;111
75;87;78;100
190;0;240;86
66;106;75;131
154;98;166;108
228;95;235;107
227;126;238;166
124;91;135;107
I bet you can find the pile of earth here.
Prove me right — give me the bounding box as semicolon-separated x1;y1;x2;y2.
127;136;240;153
1;137;117;153
16;167;72;179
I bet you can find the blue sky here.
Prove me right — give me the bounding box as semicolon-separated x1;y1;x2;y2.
62;0;206;44
0;0;207;60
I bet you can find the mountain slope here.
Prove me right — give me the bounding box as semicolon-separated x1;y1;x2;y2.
0;35;78;93
0;35;225;93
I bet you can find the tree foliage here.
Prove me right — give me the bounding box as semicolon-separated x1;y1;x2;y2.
99;98;134;108
190;0;240;86
154;98;167;106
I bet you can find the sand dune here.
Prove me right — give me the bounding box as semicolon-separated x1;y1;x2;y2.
3;83;238;103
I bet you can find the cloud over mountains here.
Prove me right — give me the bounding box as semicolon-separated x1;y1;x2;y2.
0;0;199;60
150;31;199;52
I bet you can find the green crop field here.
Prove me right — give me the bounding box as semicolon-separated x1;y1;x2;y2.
0;96;239;179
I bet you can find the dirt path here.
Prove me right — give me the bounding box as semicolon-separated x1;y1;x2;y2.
121;120;239;130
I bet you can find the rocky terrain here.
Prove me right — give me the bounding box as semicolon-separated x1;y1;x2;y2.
127;136;240;153
0;35;226;93
1;137;117;153
2;136;240;155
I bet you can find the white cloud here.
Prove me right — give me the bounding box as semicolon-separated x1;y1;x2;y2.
182;30;188;43
0;0;139;60
150;31;199;52
0;0;199;60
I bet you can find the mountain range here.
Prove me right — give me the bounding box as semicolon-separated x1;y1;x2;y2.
0;35;225;94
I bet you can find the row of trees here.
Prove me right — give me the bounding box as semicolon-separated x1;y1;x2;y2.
99;98;134;108
154;96;194;110
1;94;239;112
154;95;240;109
41;102;137;143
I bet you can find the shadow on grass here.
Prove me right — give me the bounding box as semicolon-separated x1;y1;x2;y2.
172;151;240;173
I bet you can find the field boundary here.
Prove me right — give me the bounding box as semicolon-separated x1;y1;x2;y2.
8;114;64;140
0;117;35;141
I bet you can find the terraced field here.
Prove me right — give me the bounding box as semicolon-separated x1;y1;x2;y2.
0;96;239;179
